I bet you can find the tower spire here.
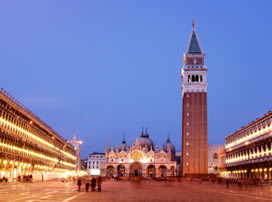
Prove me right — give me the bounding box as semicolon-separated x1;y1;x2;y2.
122;134;126;144
187;20;203;54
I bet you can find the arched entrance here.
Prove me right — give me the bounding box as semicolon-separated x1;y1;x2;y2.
106;165;114;177
147;165;156;177
117;164;126;176
158;165;167;177
130;162;142;176
170;166;175;176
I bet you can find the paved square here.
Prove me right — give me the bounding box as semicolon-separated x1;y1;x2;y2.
1;180;272;202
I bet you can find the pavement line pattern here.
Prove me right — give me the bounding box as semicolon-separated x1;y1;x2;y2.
225;191;272;201
193;185;272;201
8;194;40;202
62;192;85;202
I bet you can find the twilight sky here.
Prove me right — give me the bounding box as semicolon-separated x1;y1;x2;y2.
1;0;272;158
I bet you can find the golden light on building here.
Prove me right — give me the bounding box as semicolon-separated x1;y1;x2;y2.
0;89;77;181
223;111;272;180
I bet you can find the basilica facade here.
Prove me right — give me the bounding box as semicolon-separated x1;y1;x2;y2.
101;130;177;177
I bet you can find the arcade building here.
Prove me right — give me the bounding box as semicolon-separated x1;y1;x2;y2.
102;130;177;177
221;111;272;180
0;89;76;181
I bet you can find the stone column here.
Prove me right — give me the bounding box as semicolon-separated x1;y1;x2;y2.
270;141;272;155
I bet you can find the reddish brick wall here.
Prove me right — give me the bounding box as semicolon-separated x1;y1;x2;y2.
182;92;208;175
185;57;204;65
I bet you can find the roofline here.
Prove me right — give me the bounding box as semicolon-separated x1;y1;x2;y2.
225;110;272;140
0;89;73;150
88;152;105;155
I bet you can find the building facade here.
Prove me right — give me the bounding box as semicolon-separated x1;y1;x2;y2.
208;144;224;174
221;111;272;180
67;136;82;171
0;89;76;181
87;152;105;176
102;131;177;177
181;21;208;176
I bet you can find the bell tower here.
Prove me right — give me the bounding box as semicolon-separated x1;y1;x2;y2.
181;20;208;176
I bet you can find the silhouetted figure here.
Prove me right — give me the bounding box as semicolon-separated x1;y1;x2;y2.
91;177;96;192
77;178;82;192
226;179;229;188
97;176;102;192
85;179;90;192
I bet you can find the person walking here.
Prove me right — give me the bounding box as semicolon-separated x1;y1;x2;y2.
85;178;90;192
97;176;102;192
91;177;96;192
77;177;82;192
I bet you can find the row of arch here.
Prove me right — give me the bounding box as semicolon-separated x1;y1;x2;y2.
106;163;176;177
187;75;203;82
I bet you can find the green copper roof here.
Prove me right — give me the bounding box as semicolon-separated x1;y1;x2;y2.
188;30;202;54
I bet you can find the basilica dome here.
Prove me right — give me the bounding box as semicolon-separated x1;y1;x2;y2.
135;130;154;150
118;136;129;151
162;137;176;160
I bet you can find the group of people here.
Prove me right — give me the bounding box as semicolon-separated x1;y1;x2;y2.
18;175;33;182
77;176;102;192
0;176;8;183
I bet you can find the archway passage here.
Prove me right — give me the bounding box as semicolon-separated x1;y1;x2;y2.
117;164;126;176
170;166;175;176
147;165;156;177
158;165;167;177
106;165;114;177
130;162;142;176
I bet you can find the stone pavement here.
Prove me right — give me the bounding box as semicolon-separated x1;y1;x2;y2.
0;180;272;202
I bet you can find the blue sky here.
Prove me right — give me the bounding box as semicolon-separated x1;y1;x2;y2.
1;0;272;158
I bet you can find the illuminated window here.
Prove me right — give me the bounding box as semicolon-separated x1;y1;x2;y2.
186;122;189;126
188;75;191;82
186;152;189;156
186;162;189;166
186;142;189;146
186;113;189;117
186;132;189;136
